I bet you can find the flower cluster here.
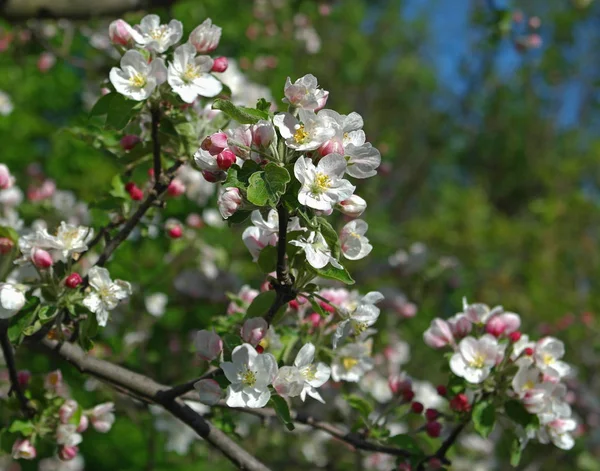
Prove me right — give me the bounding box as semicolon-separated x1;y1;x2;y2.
108;16;225;102
424;299;578;451
2;369;115;463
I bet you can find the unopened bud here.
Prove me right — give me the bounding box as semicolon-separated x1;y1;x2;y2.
216;149;236;170
211;56;228;73
167;179;186;197
58;445;78;461
0;237;14;254
338;195;367;218
65;273;83;289
120;134;140;151
201;132;228;156
32;247;53;268
109;19;135;46
425;421;442;438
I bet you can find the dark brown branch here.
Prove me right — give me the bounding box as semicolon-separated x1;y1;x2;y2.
0;321;34;417
41;338;271;471
157;367;220;403
264;204;296;325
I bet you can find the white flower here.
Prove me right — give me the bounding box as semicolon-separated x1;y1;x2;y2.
55;222;94;261
512;363;543;399
11;439;36;460
220;343;278;408
217;187;242;219
109;50;167;101
291;231;342;270
318;109;364;151
188;18;221;53
511;334;536;360
293;343;331;402
168;43;222;103
89;402;115;433
56;424;82;447
534;337;571;379
345;143;381;179
339;219;372;260
423;318;455;349
82;267;132;327
132;14;183;53
242;210;302;260
145;292;168;317
537;417;577;450
240;318;268;347
0;282;26;319
0;164;15;189
272;366;305;397
331;340;374;382
333;292;384;348
0;91;13;116
274;110;335;151
294;154;355;211
461;298;503;324
282;74;329;110
449;335;504;384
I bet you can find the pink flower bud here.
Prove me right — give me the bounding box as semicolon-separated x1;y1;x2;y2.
216;149;236;170
65;273;83;289
90;402;115;433
194;379;222;405
201;132;229;156
306;312;322;328
59;445;78;461
450;393;471;412
59;399;78;424
108;19;134;46
76;414;89;433
194;330;223;361
120;134;140;151
189;19;222;53
0;164;14;189
400;302;417;318
241;317;268;346
423;318;454;349
217;187;242;219
252;120;275;147
509;331;522;342
388;374;412;396
318;138;344;156
12;438;36;460
425;408;439;422
211;56;228;73
436;385;447;396
37;52;56;73
448;314;472;339
167;225;183;239
28;179;56;201
425;421;442;438
485;313;521;337
186;213;204;228
411;402;424;414
127;183;144;201
167;179;186;197
529;16;541;29
428;457;443;469
0;237;14;254
201;170;226;183
32;247;53;268
338;195;367;218
17;370;31;388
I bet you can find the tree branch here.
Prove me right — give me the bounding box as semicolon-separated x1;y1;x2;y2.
416;420;469;470
157;367;220;403
41;338;271;471
0;321;34;417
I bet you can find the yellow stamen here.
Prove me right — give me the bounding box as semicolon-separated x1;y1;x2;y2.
301;365;317;381
310;172;331;195
129;73;147;89
469;353;486;369
524;380;536;390
241;370;256;387
183;63;201;82
293;125;309;143
342;357;358;370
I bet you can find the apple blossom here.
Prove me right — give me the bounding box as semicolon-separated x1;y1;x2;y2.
293;343;331;402
82;267;132;327
216;149;236;170
194;379;222;405
201;132;228;156
449;335;504;384
274;110;335;151
211;56;228;73
294;154;355;211
167;179;186;197
241;317;268;346
0;282;26;319
537;417;577;450
65;273;83;289
56;424;82;447
345;143;382;179
189;18;222;53
89;403;116;433
194;329;223;361
0;164;14;189
339;219;372;260
59;400;79;424
333;291;384;348
272;366;305;397
144;292;168;317
423;318;454;349
282;74;329;110
534;337;571;379
220;343;278;408
132;15;183;53
12;439;36;460
167;43;222;103
217;187;242;219
59;445;79;461
331;340;374;382
447;313;472;339
290;231;342;270
337;194;367;218
32;247;53;268
109;50;167;101
242;210;301;260
252;120;276;147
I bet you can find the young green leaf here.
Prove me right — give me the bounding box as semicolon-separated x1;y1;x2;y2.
270;395;295;431
472;400;496;438
212;99;269;124
245;291;277;318
314;264;355;285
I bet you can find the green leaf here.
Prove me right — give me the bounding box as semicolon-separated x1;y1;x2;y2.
256;98;271;113
245;290;277;318
388;434;423;455
344;394;372;419
316;217;341;258
109;174;128;199
314;264;354;285
223;164;243;189
238;160;262;184
106;94;141;130
509;432;524;467
258;245;278;273
472;400;496;438
0;226;19;244
247;172;269;206
270;395;295;431
308;296;327;317
212;99;269;124
89;93;114;120
8;298;39;344
227;210;251;225
8;420;35;436
504;399;539;429
263;163;290;201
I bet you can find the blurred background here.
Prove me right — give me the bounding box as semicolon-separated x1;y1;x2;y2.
1;0;599;469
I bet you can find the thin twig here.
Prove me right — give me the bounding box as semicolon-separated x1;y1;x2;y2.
416;420;469;470
157;367;220;402
0;321;34;417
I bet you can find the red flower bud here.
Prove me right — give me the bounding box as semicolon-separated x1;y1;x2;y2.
449;393;470;412
167;179;186;197
524;347;534;356
425;408;439;422
128;185;144;201
32;248;53;268
0;237;14;254
509;331;522;342
120;134;141;151
411;402;424;414
211;56;229;73
216;149;236;170
168;225;183;239
425;421;442;438
436;385;447;397
256;345;264;354
65;273;83;289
